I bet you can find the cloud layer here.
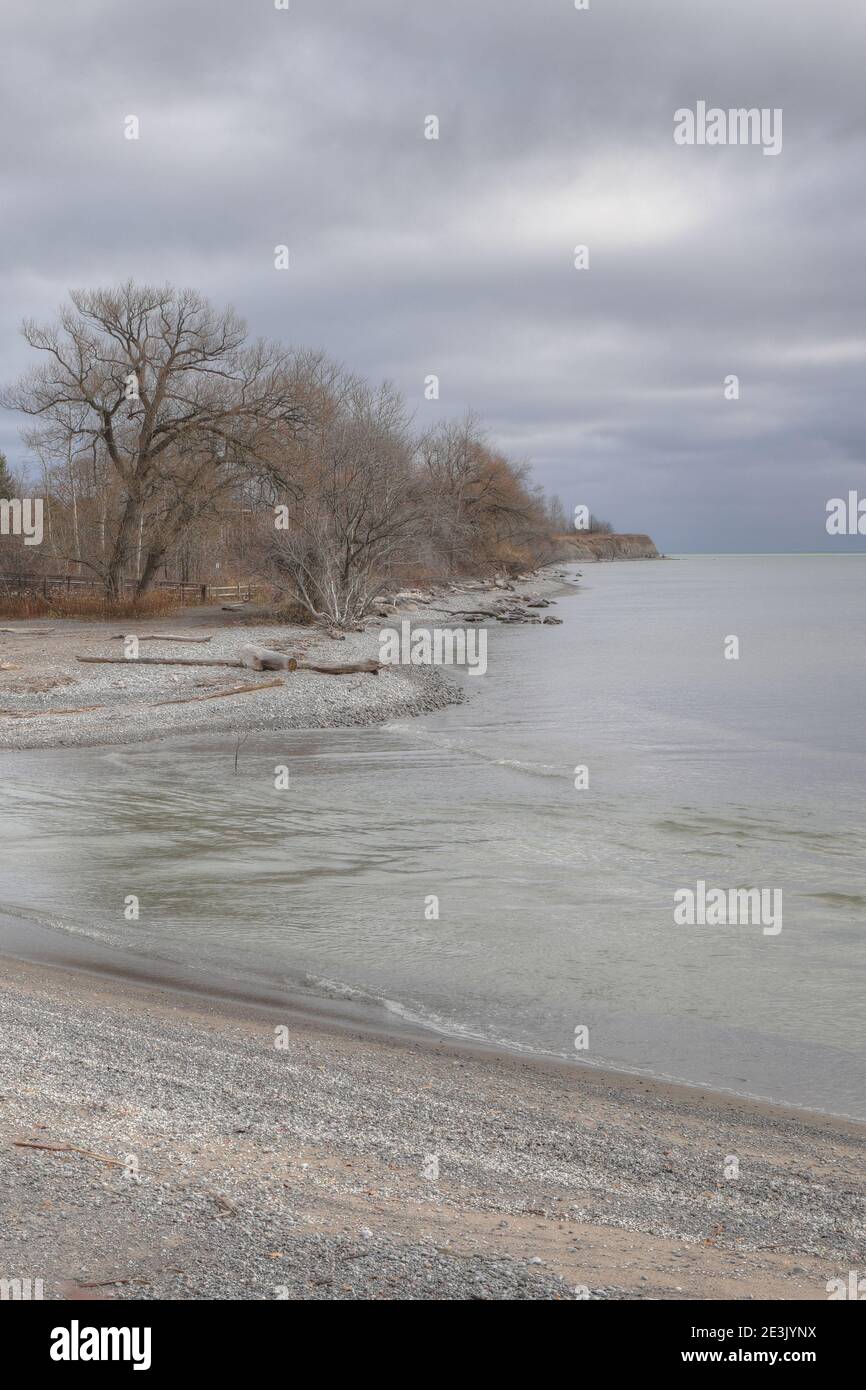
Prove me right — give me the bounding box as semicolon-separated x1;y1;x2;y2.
1;0;864;551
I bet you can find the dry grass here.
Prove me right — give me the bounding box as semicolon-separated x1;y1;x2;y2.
0;589;181;621
388;562;451;587
247;598;316;627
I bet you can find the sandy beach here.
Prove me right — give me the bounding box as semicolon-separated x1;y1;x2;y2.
0;943;862;1301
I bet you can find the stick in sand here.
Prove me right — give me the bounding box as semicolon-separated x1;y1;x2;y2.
153;680;284;706
0;704;105;719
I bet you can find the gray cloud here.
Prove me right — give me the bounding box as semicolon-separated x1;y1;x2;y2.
1;0;864;551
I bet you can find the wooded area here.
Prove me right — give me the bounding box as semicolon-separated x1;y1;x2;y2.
0;282;608;627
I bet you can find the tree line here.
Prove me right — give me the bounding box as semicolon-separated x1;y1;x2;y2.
0;282;609;624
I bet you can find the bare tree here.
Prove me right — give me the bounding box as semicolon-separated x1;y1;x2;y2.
270;376;422;626
2;286;570;603
1;282;301;596
419;415;544;572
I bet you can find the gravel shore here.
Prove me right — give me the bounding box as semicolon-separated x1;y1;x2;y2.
0;953;862;1301
0;616;455;751
0;569;574;749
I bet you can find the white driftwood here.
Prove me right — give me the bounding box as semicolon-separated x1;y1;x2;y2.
239;645;299;672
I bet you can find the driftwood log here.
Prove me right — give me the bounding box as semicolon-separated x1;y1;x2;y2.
77;655;246;668
110;633;213;644
239;644;298;671
240;645;379;674
75;649;379;675
296;659;381;675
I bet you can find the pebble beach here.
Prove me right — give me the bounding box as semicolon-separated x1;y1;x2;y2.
1;952;863;1301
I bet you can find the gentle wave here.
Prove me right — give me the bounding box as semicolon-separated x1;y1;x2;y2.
384;721;569;778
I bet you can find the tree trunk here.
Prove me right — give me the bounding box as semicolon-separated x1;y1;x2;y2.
135;545;165;597
105;493;140;599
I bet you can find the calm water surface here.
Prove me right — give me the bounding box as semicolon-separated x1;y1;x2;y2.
2;556;864;1115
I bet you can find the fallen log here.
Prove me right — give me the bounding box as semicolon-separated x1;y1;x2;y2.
0;627;56;635
153;679;284;706
296;659;381;675
77;655;245;668
110;633;213;644
239;644;299;672
75;652;374;675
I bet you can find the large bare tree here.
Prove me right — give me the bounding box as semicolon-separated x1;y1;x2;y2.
1;282;301;595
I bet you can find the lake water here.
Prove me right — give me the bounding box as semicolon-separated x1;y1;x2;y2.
2;555;865;1116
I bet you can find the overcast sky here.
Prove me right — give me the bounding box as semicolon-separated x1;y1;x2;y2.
1;0;864;552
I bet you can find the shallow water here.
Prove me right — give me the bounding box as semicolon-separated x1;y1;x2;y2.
2;556;865;1116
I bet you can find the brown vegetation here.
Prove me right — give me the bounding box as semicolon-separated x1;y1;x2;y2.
0;588;179;621
1;283;587;628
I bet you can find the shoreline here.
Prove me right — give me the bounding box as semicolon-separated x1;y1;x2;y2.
1;910;862;1131
1;946;862;1301
0;565;577;750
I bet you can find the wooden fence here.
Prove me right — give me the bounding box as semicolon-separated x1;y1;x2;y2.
0;574;254;605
